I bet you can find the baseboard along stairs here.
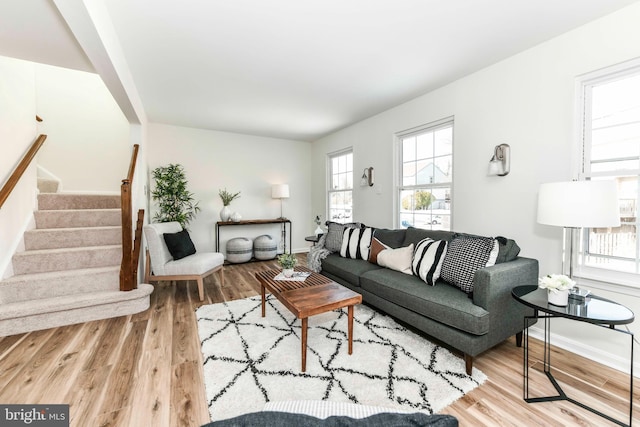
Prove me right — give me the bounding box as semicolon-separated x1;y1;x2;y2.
0;186;153;336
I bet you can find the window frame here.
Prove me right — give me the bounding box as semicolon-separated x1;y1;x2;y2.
574;59;640;288
327;148;353;224
395;117;454;231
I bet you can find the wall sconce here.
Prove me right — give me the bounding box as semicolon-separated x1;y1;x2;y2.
488;144;510;176
360;167;374;187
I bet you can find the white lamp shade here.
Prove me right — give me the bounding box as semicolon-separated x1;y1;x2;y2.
537;180;620;228
271;184;290;199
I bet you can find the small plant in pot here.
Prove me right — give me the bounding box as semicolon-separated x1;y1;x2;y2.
277;253;297;277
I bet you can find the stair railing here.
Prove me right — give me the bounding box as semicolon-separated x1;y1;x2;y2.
0;134;47;209
120;144;144;291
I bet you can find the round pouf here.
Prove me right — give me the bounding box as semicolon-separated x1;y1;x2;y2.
253;234;277;260
226;237;253;263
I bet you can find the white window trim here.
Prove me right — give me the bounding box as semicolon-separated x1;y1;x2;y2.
327;147;353;224
573;58;640;293
394;116;454;229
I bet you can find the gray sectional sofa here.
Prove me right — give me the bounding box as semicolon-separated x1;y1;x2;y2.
318;226;538;375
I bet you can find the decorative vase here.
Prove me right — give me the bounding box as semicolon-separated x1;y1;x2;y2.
548;289;569;306
314;225;323;236
220;205;231;222
231;212;242;222
283;268;294;278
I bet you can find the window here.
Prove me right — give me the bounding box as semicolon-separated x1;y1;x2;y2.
397;119;453;230
328;149;353;223
577;63;640;283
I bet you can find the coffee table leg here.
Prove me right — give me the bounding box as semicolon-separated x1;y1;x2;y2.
301;317;308;372
348;305;354;355
261;285;266;317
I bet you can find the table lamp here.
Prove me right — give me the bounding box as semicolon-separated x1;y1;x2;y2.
271;184;290;219
537;180;620;283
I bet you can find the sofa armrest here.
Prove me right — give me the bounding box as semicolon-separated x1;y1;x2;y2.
472;256;539;312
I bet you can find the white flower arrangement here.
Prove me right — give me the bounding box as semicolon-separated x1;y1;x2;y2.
538;274;576;293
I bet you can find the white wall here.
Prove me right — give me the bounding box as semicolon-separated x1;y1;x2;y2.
0;55;37;278
148;124;312;256
311;2;640;373
35;63;130;192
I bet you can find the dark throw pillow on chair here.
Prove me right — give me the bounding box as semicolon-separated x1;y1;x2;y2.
163;229;196;260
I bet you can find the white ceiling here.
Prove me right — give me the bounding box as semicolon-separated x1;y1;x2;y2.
1;1;638;141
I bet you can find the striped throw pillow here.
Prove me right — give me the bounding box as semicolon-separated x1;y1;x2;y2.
340;227;374;260
412;238;448;286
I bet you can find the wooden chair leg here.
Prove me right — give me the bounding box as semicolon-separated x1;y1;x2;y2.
197;277;204;301
219;267;225;288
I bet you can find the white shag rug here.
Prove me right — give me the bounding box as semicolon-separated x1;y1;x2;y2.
196;295;486;421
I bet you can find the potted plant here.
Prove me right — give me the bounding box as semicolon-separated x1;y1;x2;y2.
277;253;297;277
151;164;200;228
538;274;575;306
219;188;241;222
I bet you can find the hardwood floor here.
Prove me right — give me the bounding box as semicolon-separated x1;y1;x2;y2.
1;254;638;426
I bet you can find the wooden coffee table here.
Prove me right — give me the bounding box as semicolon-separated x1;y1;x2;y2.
255;267;362;372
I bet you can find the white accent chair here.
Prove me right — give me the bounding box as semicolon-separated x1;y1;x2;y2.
143;222;224;301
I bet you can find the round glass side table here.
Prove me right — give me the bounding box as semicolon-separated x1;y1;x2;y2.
512;285;634;426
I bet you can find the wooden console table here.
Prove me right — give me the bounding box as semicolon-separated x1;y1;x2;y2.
215;218;292;254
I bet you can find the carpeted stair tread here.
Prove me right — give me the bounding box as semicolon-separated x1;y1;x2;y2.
0;267;120;302
24;226;121;250
35;209;121;228
12;245;122;275
38;193;121;210
0;284;153;336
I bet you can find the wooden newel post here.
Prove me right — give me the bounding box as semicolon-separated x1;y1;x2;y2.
120;180;134;291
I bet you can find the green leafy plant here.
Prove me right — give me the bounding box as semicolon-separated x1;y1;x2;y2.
151;164;200;228
219;188;241;206
277;253;297;269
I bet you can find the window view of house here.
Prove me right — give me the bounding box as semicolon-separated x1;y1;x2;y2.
328;150;353;223
398;121;453;230
580;70;640;277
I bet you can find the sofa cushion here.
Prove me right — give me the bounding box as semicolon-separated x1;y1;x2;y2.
360;268;490;335
440;235;497;293
321;253;382;287
412;238;448;286
203;411;459;427
340;227;374;260
325;221;363;252
372;228;406;249
402;227;454;247
377;244;414;275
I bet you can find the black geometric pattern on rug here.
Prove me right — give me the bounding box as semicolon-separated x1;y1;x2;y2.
196;295;486;421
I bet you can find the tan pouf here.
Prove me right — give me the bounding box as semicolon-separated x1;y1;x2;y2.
253;234;277;260
226;237;253;263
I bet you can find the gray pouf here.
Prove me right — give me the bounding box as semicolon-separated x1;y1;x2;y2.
226;237;253;263
253;235;277;260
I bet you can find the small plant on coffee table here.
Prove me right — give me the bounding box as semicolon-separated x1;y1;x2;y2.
277;253;297;270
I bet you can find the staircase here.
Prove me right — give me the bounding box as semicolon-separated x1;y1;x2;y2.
0;189;153;337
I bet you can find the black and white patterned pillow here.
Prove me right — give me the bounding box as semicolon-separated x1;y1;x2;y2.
340;227;374;260
440;235;497;293
412;238;448;286
325;222;362;252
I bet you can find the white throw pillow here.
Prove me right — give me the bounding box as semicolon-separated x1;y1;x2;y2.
377;244;414;275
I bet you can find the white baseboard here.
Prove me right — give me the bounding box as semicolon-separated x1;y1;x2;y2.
528;325;639;378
